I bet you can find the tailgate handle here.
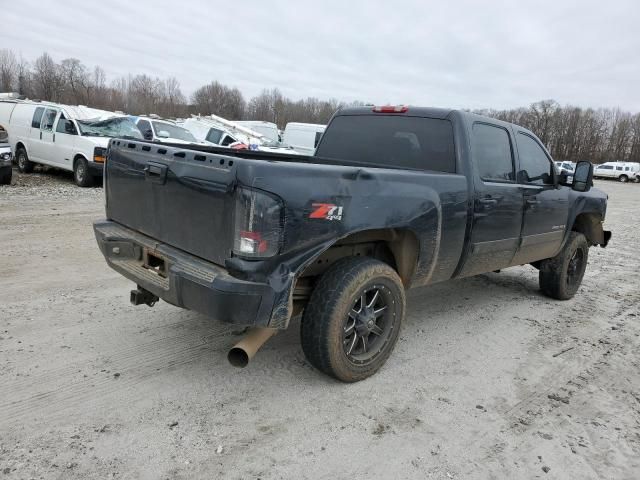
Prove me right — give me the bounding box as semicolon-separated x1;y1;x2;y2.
144;162;168;184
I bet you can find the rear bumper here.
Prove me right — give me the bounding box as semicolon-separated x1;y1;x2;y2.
94;220;276;327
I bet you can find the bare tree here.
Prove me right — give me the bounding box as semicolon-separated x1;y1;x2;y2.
192;81;246;119
32;52;63;101
0;49;17;92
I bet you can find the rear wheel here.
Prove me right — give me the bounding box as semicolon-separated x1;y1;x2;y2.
74;157;94;187
539;232;589;300
17;149;34;173
619;174;628;183
301;257;405;382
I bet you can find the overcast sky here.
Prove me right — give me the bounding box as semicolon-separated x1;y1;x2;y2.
2;0;639;111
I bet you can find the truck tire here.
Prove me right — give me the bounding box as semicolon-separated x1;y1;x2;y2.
17;148;34;173
300;257;405;382
0;166;11;185
539;232;589;300
74;157;94;187
619;174;628;183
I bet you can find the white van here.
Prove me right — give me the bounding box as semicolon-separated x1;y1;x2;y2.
282;122;326;155
0;100;142;186
232;121;280;143
593;161;640;182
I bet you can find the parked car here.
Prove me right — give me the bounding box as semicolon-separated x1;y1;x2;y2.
554;161;575;175
94;105;610;382
593;161;640;182
282;122;326;155
182;116;247;147
232;120;280;143
132;116;199;145
0;141;11;185
183;115;301;154
0;100;142;186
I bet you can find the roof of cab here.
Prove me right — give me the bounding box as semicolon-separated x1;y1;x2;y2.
336;106;455;119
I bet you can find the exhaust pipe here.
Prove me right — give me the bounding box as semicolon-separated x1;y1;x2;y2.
228;327;277;368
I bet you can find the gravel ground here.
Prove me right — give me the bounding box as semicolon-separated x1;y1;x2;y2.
1;166;639;479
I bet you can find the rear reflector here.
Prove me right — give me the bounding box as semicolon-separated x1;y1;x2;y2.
373;105;409;113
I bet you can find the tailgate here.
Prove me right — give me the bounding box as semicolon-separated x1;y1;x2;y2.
105;140;237;266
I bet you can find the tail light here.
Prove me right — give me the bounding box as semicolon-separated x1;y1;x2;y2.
233;187;283;258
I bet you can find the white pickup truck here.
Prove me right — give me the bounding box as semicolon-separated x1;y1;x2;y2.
593;161;640;182
0;100;142;187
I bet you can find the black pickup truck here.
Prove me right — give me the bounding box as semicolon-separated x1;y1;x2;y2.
94;106;610;382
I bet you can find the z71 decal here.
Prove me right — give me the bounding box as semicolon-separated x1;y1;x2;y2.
309;203;344;221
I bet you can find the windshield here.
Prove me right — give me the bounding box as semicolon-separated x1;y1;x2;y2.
77;117;143;139
152;121;197;142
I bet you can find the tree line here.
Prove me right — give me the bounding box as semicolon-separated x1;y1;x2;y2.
1;49;638;163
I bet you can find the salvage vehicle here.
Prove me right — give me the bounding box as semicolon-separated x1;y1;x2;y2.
282;122;326;155
0;141;11;185
132;116;199;145
593;161;640;182
0;99;142;187
94;106;611;382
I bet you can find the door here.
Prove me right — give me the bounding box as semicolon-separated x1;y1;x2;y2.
458;122;524;277
512;132;569;264
27;106;45;161
54;116;78;168
32;108;59;165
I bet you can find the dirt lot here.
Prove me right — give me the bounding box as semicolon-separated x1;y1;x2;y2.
1;166;639;479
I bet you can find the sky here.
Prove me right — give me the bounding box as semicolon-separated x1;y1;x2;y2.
1;0;640;111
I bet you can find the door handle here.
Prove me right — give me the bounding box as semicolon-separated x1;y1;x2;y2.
478;198;498;206
525;198;540;205
40;131;42;140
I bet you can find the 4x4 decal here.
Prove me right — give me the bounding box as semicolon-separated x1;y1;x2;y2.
309;203;344;221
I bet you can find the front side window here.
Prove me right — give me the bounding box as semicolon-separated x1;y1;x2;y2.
31;107;45;128
220;134;237;146
40;108;58;131
516;133;554;185
136;119;152;140
56;117;77;135
472;123;514;182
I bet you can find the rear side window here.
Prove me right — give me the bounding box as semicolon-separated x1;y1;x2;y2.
472;123;514;182
206;128;223;144
316;115;456;173
516;133;554;185
31;107;45;128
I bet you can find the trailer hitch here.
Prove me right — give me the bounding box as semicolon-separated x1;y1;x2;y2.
130;286;159;307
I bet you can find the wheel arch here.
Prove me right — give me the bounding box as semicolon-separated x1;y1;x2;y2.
297;228;420;288
570;212;606;246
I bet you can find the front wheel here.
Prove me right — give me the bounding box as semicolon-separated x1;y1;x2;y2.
17;149;34;173
619;175;628;183
301;257;405;382
74;158;94;187
539;232;589;300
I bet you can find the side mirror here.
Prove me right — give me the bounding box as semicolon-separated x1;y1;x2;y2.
572;161;593;192
157;130;170;139
143;129;153;140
